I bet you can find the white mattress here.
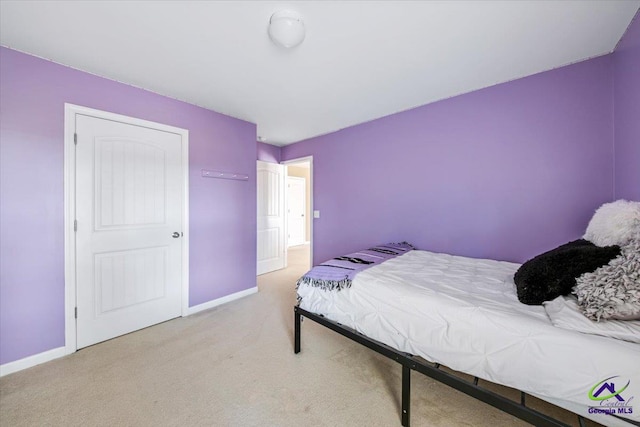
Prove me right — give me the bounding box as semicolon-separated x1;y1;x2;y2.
298;250;640;425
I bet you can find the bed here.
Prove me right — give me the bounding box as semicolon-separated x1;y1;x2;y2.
294;249;640;427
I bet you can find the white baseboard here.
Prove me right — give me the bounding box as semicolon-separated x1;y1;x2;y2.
0;288;258;377
185;286;258;316
0;346;67;377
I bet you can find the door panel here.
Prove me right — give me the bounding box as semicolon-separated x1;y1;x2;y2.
76;114;183;349
95;246;167;313
95;138;167;228
257;161;285;275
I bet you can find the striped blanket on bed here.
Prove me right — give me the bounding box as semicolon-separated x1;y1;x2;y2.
296;242;414;291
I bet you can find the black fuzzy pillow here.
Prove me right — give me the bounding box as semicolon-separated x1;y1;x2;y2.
514;239;621;305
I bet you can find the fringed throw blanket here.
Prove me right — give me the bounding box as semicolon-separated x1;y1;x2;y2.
296;242;414;291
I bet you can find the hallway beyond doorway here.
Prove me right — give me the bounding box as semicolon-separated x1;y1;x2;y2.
287;244;311;274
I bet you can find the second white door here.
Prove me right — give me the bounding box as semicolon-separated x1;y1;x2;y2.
287;176;306;247
257;161;286;275
75;113;184;349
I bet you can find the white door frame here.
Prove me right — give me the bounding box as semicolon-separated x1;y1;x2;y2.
282;156;313;268
63;103;189;355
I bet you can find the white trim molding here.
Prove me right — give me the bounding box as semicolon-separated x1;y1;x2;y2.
0;347;67;377
0;288;258;376
281;156;314;267
64;103;190;355
185;287;258;316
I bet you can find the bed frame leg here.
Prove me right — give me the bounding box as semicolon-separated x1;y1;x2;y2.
402;364;411;427
294;307;301;354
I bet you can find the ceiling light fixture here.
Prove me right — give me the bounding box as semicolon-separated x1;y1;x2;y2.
268;10;305;49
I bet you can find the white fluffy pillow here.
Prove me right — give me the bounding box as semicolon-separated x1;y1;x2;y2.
583;200;640;247
574;239;640;321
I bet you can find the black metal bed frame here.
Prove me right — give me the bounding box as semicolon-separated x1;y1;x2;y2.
294;305;637;427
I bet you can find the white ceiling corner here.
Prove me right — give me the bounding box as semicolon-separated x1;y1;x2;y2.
1;1;638;146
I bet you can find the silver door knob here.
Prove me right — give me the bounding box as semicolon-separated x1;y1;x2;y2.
172;232;181;238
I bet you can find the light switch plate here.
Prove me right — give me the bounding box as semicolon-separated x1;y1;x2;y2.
313;210;320;219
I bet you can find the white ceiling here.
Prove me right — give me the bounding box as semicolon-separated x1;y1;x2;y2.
1;1;638;146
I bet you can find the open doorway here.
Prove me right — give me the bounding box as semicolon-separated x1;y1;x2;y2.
283;157;312;272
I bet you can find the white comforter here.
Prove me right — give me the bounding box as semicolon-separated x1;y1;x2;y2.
298;250;640;425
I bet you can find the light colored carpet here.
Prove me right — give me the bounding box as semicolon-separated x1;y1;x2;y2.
0;245;600;426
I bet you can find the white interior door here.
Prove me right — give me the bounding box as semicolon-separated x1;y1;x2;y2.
287;176;306;247
257;161;285;275
75;114;184;349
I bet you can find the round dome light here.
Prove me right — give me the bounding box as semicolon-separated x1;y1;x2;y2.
268;10;305;49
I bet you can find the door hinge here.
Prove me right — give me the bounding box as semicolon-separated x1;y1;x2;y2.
74;133;78;145
74;219;77;232
74;307;78;319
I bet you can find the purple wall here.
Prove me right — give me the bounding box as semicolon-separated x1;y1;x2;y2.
282;56;615;266
257;141;281;163
613;13;640;201
0;47;257;365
